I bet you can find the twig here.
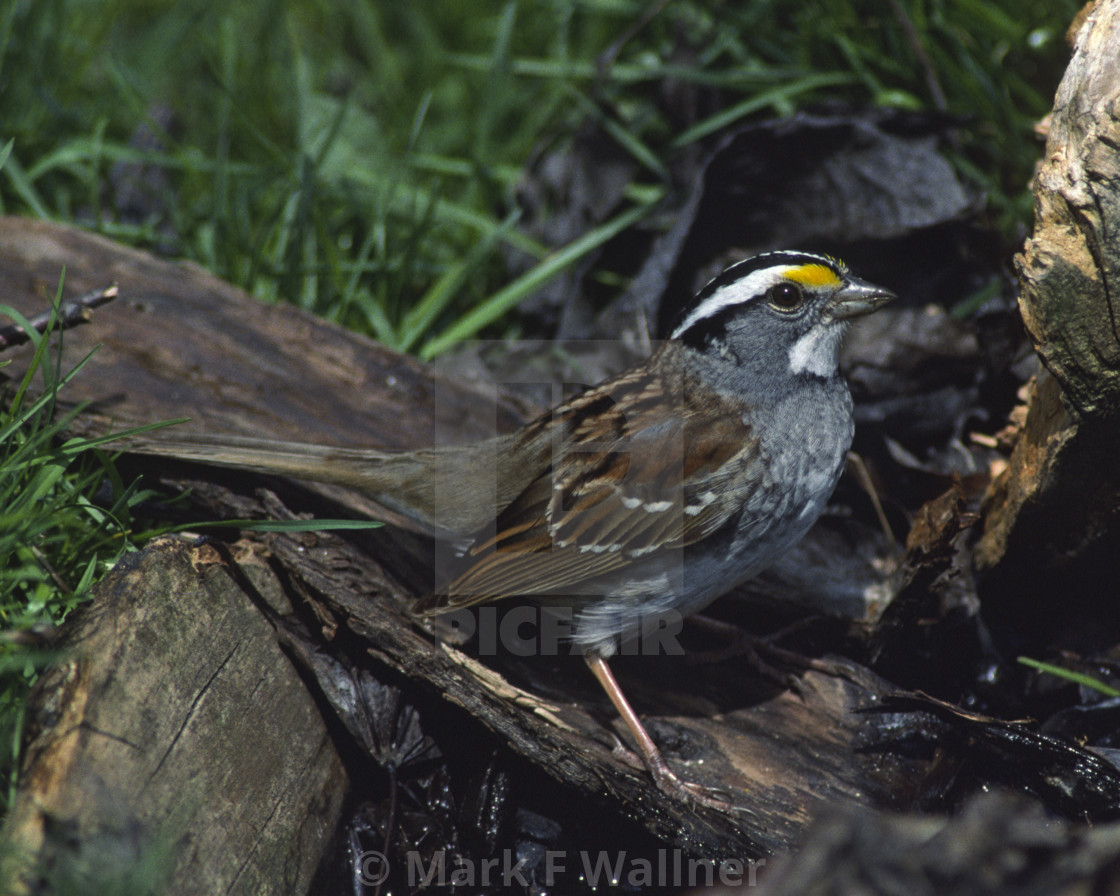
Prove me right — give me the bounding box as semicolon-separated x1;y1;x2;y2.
847;450;898;549
0;284;119;351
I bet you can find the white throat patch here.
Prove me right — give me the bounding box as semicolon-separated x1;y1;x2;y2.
787;322;844;377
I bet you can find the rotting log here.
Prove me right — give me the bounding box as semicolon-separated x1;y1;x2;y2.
977;0;1120;593
0;537;347;895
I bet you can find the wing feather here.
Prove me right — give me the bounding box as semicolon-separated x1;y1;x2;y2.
421;345;764;613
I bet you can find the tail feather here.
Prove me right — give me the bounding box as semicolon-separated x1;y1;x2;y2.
122;431;523;537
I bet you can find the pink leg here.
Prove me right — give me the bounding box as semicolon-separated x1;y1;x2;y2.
584;653;731;810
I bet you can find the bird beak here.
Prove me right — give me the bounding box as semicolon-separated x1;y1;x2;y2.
828;276;896;320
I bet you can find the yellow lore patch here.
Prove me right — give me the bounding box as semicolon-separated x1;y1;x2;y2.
785;263;842;288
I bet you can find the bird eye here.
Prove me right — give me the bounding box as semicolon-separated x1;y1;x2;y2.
767;282;804;311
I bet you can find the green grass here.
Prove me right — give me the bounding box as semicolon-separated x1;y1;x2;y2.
0;282;170;812
1018;656;1120;698
1;0;1079;356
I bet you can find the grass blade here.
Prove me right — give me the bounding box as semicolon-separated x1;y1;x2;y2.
420;201;653;360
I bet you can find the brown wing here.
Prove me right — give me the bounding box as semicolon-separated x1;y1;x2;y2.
421;346;763;612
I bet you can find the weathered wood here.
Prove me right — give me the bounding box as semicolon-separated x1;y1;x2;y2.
0;216;528;531
0;217;525;448
1018;0;1120;419
169;477;923;859
977;0;1120;575
0;537;348;894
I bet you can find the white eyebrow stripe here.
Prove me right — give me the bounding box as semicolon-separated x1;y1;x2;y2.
670;266;793;339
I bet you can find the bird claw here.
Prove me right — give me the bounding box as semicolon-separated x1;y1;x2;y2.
605;731;648;772
647;760;735;812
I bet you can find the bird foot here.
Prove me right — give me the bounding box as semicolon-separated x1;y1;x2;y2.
647;758;735;811
605;730;733;810
586;653;735;811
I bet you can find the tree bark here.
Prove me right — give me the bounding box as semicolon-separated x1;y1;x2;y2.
976;0;1120;586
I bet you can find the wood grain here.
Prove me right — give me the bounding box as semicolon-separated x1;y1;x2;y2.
1;538;347;894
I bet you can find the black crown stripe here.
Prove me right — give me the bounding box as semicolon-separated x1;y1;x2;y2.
673;251;844;347
693;251;843;306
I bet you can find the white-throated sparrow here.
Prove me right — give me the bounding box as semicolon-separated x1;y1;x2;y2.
129;251;894;807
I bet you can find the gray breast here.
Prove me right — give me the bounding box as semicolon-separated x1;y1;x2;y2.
570;381;855;657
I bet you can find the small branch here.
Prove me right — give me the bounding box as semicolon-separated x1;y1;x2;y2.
0;284;119;351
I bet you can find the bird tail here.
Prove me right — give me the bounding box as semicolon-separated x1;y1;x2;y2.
122;432;446;529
